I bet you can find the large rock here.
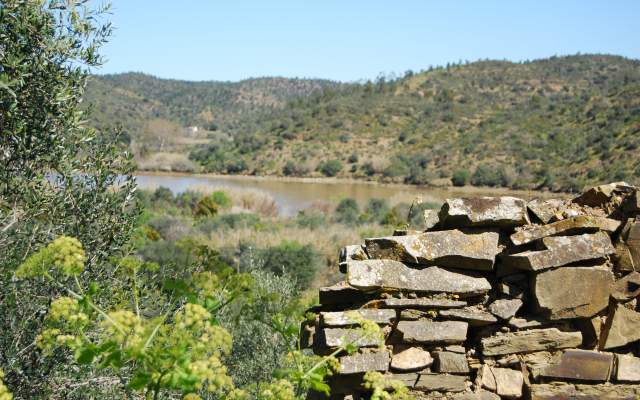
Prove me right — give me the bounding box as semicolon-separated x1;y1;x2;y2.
480;328;582;356
319;281;370;306
319;327;383;348
510;216;621;246
527;198;566;224
611;271;640;302
364;229;501;271
453;391;501;400
532;266;614;320
395;320;468;344
347;260;492;296
380;298;467;309
338;350;390;374
572;181;635;208
320;309;396;327
615;354;640;382
480;365;524;399
488;298;523;320
439;307;499;326
433;351;469;374
529;383;640;400
439;196;529;228
414;374;467;392
390;347;433;371
624;219;640;268
502;232;615;271
539;349;613;381
603;304;640;349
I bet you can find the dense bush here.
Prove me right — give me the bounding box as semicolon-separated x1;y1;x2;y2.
197;213;262;233
451;169;471;186
259;241;319;289
295;210;327;230
317;159;343;177
334;198;360;225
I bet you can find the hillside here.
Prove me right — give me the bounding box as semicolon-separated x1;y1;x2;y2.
86;55;640;191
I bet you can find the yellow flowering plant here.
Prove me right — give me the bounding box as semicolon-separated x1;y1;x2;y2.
0;370;12;400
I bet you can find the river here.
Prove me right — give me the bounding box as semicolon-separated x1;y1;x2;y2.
135;173;558;216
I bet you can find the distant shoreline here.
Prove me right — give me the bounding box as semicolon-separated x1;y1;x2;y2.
134;170;567;198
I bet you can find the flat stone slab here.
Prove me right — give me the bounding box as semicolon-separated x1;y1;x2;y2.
611;271;640;302
480;328;582;356
380;298;467;309
480;365;524;399
433;351;469;374
510;216;621;246
439;308;498;326
365;229;501;271
452;390;501;400
603;304;640;349
319;281;370;306
320;309;396;327
390;347;433;371
539;349;613;382
615;354;640;382
488;298;523;320
415;374;467;392
320;327;383;348
532;265;614;320
395;320;468;344
347;260;492;296
508;317;545;330
338;350;390;374
439;196;529;228
529;383;640;400
527;198;567;224
339;244;368;273
503;232;615;271
572;181;635;208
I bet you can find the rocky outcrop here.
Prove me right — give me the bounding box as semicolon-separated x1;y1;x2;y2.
304;183;640;399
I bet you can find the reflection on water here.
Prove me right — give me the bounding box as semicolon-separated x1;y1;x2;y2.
135;173;552;216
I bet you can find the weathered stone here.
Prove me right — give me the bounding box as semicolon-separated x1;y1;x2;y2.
338;350;390;374
488;298;523;320
445;345;466;353
395;320;468;344
480;328;582;356
433;351;469;374
300;321;315;348
510;216;621;246
423;209;440;230
320;309;396;327
439;308;498;326
399;309;432;320
415;374;467;392
625;220;640;268
439;196;529;228
347;260;492;296
603;304;640;349
527;198;566;224
480;365;523;399
390;347;433;371
382;373;418;388
452;390;501;400
508;317;545;330
365;229;501;270
539;349;613;382
320;328;382;348
503;232;615;272
615;354;640;382
572;181;635;208
381;298;467;309
532;266;614;319
529;383;640;400
614;241;636;272
339;245;368;273
611;271;640;302
319;281;370;306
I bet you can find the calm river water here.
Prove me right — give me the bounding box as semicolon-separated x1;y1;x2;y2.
135;173;555;216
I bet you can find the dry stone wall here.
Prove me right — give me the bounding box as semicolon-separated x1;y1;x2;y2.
303;181;640;399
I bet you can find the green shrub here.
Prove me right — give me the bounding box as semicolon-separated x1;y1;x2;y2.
195;195;219;217
211;190;232;208
335;198;360;225
451;169;471;186
361;198;390;224
317;159;343;177
471;164;507;187
197;213;262;233
260;241;319;289
295;210;326;230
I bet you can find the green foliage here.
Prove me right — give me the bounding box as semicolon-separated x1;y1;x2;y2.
196;196;220;218
295;210;326;230
317;159;343;177
0;371;12;400
451;169;471;186
471;164;507;187
335;198;360;225
260;241;319;290
197;213;262;234
360;198;390;224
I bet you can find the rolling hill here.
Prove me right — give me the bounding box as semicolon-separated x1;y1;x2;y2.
85;55;640;191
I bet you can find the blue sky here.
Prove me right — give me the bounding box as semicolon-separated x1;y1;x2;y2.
97;0;640;82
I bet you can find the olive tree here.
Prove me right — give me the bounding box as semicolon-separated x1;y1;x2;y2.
0;1;138;397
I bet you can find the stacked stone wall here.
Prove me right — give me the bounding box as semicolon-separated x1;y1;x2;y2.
304;182;640;399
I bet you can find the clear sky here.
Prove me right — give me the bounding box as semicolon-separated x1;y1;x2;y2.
97;0;640;82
